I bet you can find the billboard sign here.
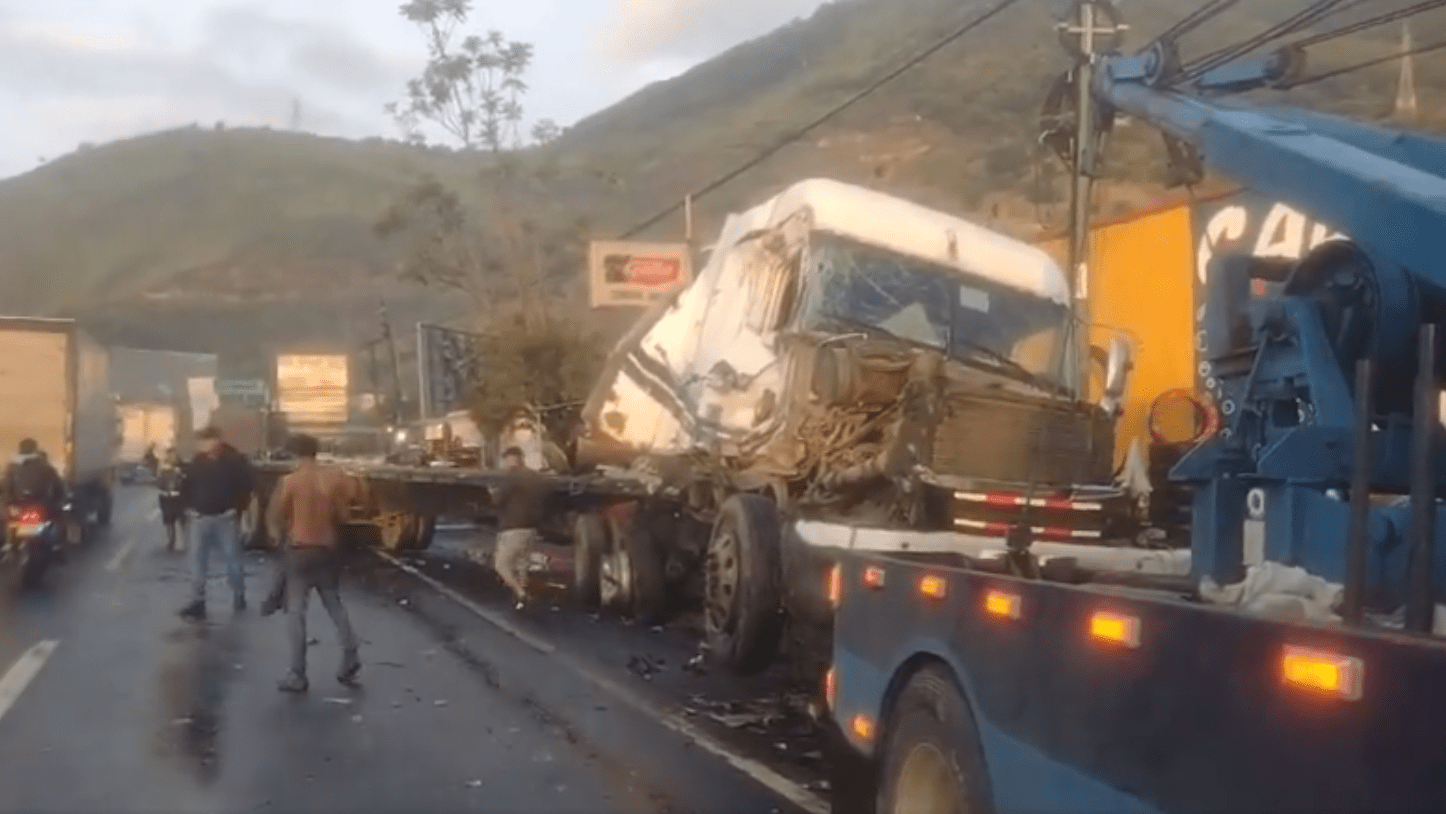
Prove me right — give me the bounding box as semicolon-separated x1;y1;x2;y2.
588;241;693;308
216;378;267;401
276;354;349;427
417;324;484;419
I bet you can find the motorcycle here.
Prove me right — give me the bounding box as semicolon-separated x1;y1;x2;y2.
3;502;60;588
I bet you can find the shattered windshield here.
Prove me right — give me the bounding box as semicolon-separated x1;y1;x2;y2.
799;233;1069;389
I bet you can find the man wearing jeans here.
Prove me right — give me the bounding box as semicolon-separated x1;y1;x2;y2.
266;433;360;693
178;426;254;620
491;446;550;610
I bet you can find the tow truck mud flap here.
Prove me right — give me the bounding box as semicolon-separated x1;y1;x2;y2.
833;560;1446;814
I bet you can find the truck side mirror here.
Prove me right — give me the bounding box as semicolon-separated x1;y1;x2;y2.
1099;335;1133;417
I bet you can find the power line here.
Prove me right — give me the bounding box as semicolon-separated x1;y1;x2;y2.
617;0;1028;240
1180;0;1356;82
1289;0;1446;48
1284;34;1446;87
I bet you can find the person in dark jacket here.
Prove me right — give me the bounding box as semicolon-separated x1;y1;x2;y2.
156;447;188;552
178;426;255;620
490;446;550;610
3;438;66;517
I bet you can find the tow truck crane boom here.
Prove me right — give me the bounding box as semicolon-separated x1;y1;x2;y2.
1089;32;1446;626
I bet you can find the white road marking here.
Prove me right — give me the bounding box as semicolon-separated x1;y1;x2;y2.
0;640;58;724
105;538;137;572
377;552;828;814
148;508;161;522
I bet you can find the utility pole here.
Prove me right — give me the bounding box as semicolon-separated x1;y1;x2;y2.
378;301;405;424
1396;21;1419;122
1058;0;1123;397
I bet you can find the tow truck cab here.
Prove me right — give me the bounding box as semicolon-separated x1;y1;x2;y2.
824;548;1446;814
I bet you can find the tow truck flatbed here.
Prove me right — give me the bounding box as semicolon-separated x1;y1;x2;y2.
826;548;1446;814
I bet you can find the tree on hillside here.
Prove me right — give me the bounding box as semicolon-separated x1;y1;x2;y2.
379;0;602;442
385;0;534;151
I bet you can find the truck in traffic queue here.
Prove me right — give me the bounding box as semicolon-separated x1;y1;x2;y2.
114;400;176;483
0;318;117;582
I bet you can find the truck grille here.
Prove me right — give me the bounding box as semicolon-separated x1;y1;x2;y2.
928;393;1113;485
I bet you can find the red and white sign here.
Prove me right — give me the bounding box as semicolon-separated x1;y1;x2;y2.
588;241;693;308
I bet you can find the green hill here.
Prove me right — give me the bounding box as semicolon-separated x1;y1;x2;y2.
0;0;1440;359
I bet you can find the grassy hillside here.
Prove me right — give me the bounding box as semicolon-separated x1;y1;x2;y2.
0;0;1442;359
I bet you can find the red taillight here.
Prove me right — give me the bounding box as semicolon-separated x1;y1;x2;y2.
9;506;44;523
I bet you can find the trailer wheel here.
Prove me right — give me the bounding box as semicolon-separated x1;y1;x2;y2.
705;494;784;675
412;515;437;550
573;512;607;609
96;485;112;527
243;493;272;550
620;516;668;625
378;512;419;551
877;665;994;814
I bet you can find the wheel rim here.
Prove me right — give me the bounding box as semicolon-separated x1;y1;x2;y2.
705;527;740;637
600;548;632;610
379;513;409;550
891;742;965;814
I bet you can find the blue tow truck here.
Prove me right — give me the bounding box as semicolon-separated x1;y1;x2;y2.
825;3;1446;812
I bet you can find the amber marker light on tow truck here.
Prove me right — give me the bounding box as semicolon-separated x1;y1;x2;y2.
984;589;1022;620
863;565;886;589
919;574;948;600
1281;645;1364;701
828;565;841;608
851;713;875;741
1089;610;1141;648
824;667;836;709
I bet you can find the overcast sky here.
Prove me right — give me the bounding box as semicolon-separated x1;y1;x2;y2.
0;0;829;178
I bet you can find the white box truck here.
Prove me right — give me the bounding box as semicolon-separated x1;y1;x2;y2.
0;317;117;524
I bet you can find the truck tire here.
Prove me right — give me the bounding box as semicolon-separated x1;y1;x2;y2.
19;542;50;589
243;493;271;550
378;512;419;551
96;485;112;527
876;665;994;814
621;516;668;625
412;515;437;550
705;494;785;675
573;512;607;609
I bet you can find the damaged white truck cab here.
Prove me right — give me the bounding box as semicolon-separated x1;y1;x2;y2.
575;178;1133;674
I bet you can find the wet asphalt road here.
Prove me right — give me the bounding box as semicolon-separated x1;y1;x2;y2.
0;488;818;814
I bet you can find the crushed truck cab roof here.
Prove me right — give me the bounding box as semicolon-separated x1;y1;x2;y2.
739;178;1069;304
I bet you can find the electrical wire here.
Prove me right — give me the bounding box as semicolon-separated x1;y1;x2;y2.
1179;0;1357;82
616;0;1027;239
1143;0;1241;50
1289;0;1446;48
1283;34;1446;87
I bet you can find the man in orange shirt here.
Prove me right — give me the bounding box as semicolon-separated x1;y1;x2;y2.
265;434;360;693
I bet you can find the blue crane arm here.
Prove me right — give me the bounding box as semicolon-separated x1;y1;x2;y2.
1094;50;1446;293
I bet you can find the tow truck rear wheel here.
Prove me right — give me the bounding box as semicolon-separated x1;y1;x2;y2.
573;512;608;609
878;665;994;814
705;494;784;675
